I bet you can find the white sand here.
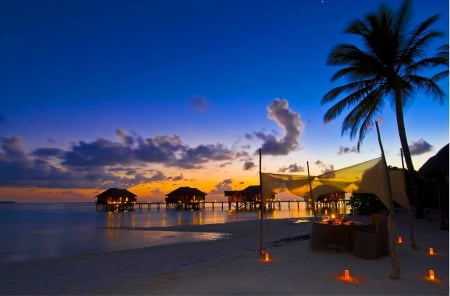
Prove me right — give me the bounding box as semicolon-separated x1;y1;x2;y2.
0;209;448;295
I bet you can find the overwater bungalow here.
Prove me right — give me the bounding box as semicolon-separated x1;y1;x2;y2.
95;188;137;212
165;186;206;210
224;185;275;210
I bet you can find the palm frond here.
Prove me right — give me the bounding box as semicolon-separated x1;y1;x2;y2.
406;75;446;102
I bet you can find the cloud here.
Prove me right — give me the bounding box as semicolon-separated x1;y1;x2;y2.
409;139;433;155
116;128;135;146
219;161;232;168
315;160;334;174
189;96;208;111
1;137;27;161
61;133;237;170
256;98;304;155
337;145;358;155
0;137;97;188
63;138;134;167
278;163;305;173
243;160;256;170
0;130;242;188
209;178;233;194
148;170;167;182
32;147;65;158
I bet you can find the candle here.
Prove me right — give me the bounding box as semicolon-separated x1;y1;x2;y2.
344;269;350;280
397;236;403;244
265;252;270;262
429;269;435;280
429;247;434;255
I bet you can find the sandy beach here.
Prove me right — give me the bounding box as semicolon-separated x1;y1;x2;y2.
0;209;448;295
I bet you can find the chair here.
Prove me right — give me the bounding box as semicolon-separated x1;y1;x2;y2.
352;214;388;259
310;222;333;250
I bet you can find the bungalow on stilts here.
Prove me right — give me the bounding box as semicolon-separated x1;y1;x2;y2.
165;186;206;210
95;188;137;212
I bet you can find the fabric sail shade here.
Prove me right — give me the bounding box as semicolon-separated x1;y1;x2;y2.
261;157;409;210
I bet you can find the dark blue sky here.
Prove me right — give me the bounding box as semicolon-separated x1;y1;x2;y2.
0;0;448;201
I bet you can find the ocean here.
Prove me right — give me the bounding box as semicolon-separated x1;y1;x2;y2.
0;201;349;264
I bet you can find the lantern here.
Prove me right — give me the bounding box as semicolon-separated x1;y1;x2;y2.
344;269;350;280
429;269;435;280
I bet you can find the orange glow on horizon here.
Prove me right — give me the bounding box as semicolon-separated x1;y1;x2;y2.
0;172;259;203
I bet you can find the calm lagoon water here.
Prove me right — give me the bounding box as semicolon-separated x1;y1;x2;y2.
0;202;347;264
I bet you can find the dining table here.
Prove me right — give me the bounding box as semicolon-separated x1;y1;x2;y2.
310;220;368;251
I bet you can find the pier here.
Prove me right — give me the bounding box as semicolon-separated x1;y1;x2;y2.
135;199;348;212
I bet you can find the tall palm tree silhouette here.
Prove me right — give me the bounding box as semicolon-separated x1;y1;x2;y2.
321;0;448;218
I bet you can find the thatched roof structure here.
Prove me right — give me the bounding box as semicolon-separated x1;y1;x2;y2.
225;185;275;202
166;186;206;202
96;188;137;200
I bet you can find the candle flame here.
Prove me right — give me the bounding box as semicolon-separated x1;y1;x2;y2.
429;269;435;280
344;269;350;280
265;252;270;262
397;236;403;244
429;247;434;255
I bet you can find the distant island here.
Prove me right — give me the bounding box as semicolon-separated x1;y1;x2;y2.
0;201;16;204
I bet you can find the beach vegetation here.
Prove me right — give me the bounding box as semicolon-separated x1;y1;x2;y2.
348;193;387;215
321;0;448;219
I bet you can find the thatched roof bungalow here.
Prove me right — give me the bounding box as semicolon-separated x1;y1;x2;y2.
165;186;206;210
95;188;137;212
225;185;275;203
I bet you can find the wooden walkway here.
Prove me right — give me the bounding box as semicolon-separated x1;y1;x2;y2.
134;199;348;211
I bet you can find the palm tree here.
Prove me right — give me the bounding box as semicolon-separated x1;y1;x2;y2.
321;0;448;218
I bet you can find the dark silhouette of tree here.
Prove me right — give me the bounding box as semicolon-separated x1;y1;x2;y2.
321;0;448;218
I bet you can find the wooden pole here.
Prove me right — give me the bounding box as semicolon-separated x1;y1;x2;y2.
307;161;317;219
259;148;264;255
376;121;400;279
400;148;405;169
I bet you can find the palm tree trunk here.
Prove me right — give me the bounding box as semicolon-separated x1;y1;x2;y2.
394;95;425;218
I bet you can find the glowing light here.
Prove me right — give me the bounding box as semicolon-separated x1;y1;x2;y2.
429;247;435;255
344;269;350;280
429;269;435;280
397;236;403;244
265;252;270;262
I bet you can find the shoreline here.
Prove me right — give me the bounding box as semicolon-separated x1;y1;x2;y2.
0;211;448;295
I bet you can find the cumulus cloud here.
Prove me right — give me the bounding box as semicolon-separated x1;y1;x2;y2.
409;139;433;155
256;99;304;155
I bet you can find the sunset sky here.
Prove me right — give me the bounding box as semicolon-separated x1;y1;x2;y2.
1;0;448;202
